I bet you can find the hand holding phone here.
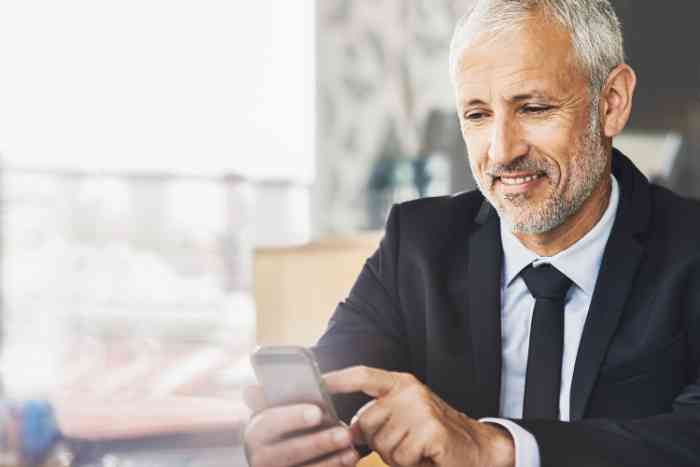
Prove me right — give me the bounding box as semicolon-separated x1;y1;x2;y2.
250;346;344;431
243;346;358;467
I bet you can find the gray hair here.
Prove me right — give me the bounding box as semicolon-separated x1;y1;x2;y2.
449;0;625;95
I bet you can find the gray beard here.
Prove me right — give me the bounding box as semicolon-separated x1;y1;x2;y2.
475;99;608;235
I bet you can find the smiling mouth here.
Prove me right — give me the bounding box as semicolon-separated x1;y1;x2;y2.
495;172;546;186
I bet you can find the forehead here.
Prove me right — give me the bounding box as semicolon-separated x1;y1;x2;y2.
454;16;587;103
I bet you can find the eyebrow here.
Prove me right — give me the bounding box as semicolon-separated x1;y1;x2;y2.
461;91;555;108
510;91;553;102
463;98;488;107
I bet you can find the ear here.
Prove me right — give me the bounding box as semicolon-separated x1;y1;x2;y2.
601;64;637;138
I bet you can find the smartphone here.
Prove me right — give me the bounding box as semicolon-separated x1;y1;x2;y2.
250;345;344;430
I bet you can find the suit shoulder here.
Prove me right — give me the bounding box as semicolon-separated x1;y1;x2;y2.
393;190;484;227
649;183;700;244
385;190;485;249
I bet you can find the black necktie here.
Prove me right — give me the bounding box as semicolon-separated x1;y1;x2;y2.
520;263;572;419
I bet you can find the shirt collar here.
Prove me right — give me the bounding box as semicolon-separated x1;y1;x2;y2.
500;174;620;297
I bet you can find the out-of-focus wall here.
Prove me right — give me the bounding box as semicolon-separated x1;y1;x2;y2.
315;0;473;233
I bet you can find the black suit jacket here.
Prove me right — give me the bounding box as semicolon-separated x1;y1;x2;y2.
313;149;700;467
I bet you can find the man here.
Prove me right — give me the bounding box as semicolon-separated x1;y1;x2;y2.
244;1;700;466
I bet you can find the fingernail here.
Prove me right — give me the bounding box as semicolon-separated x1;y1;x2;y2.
333;429;350;446
341;450;357;466
303;406;322;425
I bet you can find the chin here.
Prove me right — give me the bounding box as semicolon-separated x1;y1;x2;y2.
501;203;566;235
510;220;558;235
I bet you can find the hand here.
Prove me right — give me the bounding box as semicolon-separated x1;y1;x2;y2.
324;366;514;467
242;385;359;467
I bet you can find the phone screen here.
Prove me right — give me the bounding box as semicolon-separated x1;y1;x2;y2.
252;347;342;429
254;353;326;406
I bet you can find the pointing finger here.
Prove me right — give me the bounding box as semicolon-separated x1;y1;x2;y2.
323;366;397;398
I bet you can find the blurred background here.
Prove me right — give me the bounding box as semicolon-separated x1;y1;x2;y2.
0;0;699;463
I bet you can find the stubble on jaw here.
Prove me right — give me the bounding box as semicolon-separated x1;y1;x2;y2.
480;99;608;236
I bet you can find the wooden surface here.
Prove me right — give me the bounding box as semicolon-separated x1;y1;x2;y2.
254;232;382;346
357;452;388;467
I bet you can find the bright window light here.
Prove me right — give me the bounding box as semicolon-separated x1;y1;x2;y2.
0;0;315;181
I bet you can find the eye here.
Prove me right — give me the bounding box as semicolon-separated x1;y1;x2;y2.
521;104;553;114
463;110;489;121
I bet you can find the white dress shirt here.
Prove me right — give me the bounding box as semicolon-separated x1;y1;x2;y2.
482;174;620;467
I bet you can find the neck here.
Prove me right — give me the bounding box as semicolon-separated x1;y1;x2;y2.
515;173;613;257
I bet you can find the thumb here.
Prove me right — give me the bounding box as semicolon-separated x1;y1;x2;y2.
242;384;267;414
349;399;376;446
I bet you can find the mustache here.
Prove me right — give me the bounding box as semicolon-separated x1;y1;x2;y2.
485;157;551;178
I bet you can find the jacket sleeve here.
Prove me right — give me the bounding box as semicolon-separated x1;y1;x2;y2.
514;409;700;467
312;205;411;426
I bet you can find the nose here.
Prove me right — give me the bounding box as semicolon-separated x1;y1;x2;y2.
487;114;529;165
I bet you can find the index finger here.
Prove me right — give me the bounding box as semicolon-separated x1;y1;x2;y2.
323;366;397;398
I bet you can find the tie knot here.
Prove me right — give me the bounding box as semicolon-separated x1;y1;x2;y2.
521;264;572;301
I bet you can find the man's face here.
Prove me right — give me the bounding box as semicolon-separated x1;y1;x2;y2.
454;16;609;234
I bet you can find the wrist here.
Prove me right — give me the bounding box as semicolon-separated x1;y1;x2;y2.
482;422;515;467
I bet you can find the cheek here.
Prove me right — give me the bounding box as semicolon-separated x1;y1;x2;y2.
524;122;572;151
461;131;489;173
466;147;488;178
522;122;580;174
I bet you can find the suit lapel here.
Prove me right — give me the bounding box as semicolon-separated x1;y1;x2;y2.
462;201;503;417
438;199;503;418
434;199;502;417
570;150;651;420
